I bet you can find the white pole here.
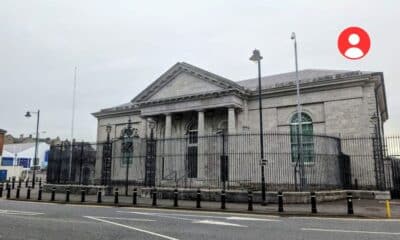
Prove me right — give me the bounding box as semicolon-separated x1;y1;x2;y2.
68;66;77;181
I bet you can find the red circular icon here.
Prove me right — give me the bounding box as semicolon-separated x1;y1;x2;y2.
338;26;371;60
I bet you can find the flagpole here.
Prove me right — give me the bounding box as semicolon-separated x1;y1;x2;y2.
68;66;77;182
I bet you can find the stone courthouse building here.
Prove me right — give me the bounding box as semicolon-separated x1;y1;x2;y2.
92;62;388;190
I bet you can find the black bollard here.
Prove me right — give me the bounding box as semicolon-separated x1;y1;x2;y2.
38;187;42;200
66;188;70;202
278;191;284;212
221;190;226;210
196;189;201;208
132;188;137;205
16;186;20;199
6;187;11;199
27;187;31;199
248;190;253;211
25;178;29;188
152;188;157;206
11;178;15;190
114;188;119;205
347;192;354;215
51;187;56;201
81;189;86;202
173;189;178;207
0;184;3;198
97;190;102;203
310;192;317;214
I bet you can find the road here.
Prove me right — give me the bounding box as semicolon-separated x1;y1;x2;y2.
0;200;399;240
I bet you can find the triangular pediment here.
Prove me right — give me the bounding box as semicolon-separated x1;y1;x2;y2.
131;62;245;103
149;72;223;100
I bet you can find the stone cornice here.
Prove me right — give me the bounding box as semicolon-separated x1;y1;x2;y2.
247;73;375;99
92;108;140;119
136;88;247;108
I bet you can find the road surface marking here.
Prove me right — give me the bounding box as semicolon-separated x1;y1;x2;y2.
301;228;400;235
117;211;276;227
290;216;400;222
118;211;280;222
85;216;179;240
96;217;156;222
192;220;247;227
0;209;44;216
226;216;280;222
117;211;206;221
123;206;278;218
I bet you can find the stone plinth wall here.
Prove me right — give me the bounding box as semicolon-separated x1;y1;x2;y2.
43;184;107;195
139;187;390;203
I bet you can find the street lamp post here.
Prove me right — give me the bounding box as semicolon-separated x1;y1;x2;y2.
147;119;156;187
291;32;306;191
101;124;112;186
217;129;227;191
121;119;134;196
250;49;267;205
25;110;40;189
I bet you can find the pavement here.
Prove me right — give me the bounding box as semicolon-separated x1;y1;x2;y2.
1;199;400;240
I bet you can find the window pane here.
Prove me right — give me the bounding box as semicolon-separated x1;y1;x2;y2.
290;113;314;163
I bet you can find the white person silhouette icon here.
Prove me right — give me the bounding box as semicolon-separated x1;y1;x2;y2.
345;33;364;59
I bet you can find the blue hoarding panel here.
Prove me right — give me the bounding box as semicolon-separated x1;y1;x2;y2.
17;158;31;168
1;157;13;166
0;170;7;181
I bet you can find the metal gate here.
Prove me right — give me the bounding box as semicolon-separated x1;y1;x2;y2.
390;158;400;199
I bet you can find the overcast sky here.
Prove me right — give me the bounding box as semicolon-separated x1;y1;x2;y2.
1;1;399;141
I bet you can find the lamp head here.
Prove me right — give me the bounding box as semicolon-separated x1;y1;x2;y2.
291;32;296;40
25;111;31;118
249;49;263;62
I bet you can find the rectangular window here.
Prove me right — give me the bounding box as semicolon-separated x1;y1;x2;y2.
187;146;198;178
188;130;198;144
120;140;133;166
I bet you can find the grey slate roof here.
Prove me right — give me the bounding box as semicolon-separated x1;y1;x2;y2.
237;69;367;90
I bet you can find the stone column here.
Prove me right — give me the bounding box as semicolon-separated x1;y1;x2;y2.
141;118;148;138
164;113;172;181
228;108;236;134
198;110;205;136
197;110;205;182
165;114;172;138
242;100;249;131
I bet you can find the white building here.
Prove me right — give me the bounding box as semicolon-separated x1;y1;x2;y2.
1;142;50;170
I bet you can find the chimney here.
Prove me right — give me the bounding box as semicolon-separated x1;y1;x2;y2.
0;129;7;156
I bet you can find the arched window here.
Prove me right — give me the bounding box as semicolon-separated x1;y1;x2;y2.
290;113;314;163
